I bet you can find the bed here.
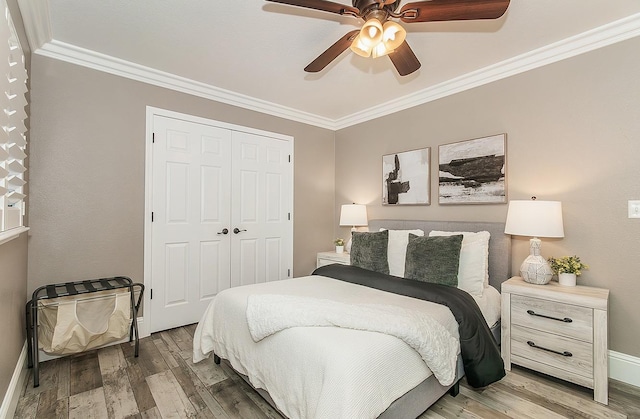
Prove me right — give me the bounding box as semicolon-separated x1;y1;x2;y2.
193;219;511;418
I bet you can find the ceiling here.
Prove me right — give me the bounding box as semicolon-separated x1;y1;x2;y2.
17;0;640;129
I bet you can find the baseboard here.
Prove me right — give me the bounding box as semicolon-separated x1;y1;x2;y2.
609;350;640;388
0;342;28;419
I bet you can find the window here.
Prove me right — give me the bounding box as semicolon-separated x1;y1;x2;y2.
0;2;28;242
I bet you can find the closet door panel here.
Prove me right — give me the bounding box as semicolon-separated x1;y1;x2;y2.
151;116;232;332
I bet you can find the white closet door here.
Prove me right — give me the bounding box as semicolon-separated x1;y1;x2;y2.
151;116;232;332
231;131;292;287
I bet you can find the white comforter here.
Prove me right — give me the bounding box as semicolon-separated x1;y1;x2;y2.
246;294;459;385
193;275;460;419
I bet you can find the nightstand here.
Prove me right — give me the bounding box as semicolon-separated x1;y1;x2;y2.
501;277;609;404
316;251;351;269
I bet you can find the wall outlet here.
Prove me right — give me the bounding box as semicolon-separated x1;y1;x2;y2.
629;201;640;218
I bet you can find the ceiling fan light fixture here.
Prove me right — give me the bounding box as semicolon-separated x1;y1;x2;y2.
359;18;384;47
267;0;511;76
350;34;372;57
382;21;406;51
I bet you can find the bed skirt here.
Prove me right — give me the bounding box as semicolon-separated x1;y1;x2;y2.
219;354;465;419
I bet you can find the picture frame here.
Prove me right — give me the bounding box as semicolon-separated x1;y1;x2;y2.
438;134;507;205
382;147;430;205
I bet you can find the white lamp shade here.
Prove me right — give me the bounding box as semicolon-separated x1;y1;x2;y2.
339;204;368;227
359;19;384;47
382;21;406;51
504;200;564;238
350;34;372;57
371;42;389;58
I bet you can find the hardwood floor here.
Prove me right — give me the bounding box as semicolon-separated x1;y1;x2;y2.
14;324;640;418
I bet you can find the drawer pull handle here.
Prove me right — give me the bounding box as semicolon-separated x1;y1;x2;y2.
527;340;573;357
526;309;572;323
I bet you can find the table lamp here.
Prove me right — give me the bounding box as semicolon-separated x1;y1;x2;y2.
504;198;564;284
339;204;368;253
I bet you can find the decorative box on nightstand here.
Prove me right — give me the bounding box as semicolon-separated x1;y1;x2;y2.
501;277;609;404
316;251;351;269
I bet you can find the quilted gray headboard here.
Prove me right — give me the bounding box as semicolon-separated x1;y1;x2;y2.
367;219;512;289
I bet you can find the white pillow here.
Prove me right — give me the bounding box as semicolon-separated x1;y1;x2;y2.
428;230;490;296
379;228;425;277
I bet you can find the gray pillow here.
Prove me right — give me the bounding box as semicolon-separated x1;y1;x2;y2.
404;234;463;286
350;230;390;275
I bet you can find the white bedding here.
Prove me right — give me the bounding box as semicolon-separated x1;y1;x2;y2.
246;294;459;385
193;275;500;419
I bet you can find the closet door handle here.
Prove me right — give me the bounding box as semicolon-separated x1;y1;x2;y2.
217;228;229;235
527;341;572;357
233;228;247;234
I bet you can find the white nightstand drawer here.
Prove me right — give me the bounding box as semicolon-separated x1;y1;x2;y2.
316;252;351;269
511;294;593;342
511;324;593;379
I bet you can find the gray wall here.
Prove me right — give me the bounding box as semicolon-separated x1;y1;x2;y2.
28;55;336;293
0;234;28;404
335;37;640;357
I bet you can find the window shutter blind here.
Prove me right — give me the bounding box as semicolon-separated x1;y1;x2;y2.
0;1;28;232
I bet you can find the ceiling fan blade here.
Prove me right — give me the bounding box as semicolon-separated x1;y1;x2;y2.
388;41;421;76
400;0;510;23
305;30;360;73
265;0;359;16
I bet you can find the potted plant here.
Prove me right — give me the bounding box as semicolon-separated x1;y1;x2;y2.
548;255;589;286
334;238;345;254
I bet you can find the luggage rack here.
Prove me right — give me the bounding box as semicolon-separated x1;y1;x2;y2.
26;276;144;387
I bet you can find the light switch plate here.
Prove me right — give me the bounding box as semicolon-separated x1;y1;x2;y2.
629;200;640;218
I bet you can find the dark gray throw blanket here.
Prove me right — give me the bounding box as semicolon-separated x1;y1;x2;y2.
312;264;505;388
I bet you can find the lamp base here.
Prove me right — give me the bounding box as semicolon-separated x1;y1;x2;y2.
345;227;357;253
519;237;554;285
520;254;553;285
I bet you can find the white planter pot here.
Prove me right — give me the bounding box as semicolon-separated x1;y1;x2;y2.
558;273;577;287
335;245;344;254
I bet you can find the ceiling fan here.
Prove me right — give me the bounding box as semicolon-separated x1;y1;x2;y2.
265;0;510;76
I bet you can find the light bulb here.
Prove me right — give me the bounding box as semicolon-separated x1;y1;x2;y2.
372;42;389;58
359;19;383;47
382;21;406;52
350;34;372;57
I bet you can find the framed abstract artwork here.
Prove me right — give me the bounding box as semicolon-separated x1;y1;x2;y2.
382;147;430;205
438;134;507;205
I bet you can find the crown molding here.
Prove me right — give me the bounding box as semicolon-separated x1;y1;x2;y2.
35;40;337;130
333;12;640;129
16;0;51;51
27;11;640;131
